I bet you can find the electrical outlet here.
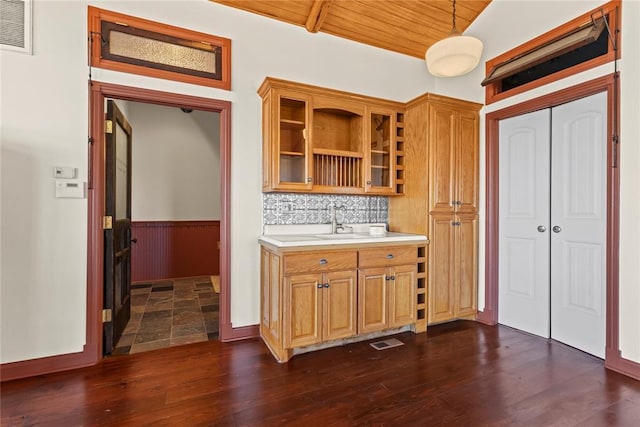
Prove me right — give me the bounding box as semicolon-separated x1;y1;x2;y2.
283;202;294;213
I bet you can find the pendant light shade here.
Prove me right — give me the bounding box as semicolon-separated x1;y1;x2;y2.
425;33;483;77
425;0;483;78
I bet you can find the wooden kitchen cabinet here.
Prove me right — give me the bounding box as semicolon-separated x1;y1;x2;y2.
364;106;396;194
428;101;479;214
428;213;478;323
260;242;422;362
389;93;481;325
261;248;283;360
261;88;313;191
285;270;357;348
358;264;416;333
358;246;417;333
259;77;404;195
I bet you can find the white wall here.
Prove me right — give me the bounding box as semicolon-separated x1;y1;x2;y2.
125;102;221;221
434;0;640;362
0;0;432;363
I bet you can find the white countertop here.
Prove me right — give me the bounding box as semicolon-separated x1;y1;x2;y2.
259;223;428;248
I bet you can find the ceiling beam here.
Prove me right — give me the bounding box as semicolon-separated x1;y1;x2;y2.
305;0;332;33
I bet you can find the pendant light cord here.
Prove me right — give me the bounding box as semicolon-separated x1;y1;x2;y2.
451;0;458;33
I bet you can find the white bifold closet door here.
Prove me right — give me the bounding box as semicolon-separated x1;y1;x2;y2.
498;92;607;358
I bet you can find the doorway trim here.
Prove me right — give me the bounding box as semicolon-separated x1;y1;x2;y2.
480;73;638;378
88;81;235;357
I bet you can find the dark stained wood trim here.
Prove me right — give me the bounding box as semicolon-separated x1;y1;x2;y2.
0;349;93;383
0;82;232;382
606;348;640;381
484;0;621;105
223;324;260;342
91;83;232;345
88;6;231;90
483;73;631;374
217;102;233;343
93;83;234;344
476;115;500;326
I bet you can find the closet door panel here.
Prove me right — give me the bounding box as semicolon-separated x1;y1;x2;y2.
550;92;607;359
498;109;551;338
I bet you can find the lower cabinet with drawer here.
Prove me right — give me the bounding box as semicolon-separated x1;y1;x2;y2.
260;243;421;363
358;247;417;333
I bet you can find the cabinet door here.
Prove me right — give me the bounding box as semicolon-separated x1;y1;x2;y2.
455;111;479;214
273;89;313;191
389;264;416;328
455;214;478;317
358;267;388;333
428;214;456;323
429;104;456;214
260;249;281;341
323;270;357;341
365;106;396;194
285;273;322;348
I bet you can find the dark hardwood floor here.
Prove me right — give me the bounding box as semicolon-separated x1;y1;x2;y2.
2;321;639;426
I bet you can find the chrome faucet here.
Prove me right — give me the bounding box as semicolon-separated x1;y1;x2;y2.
330;205;344;234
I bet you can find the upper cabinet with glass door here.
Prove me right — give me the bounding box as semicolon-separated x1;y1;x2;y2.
365;107;396;194
261;88;313;191
259;77;405;195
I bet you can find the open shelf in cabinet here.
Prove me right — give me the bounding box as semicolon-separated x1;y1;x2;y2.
313;108;363;153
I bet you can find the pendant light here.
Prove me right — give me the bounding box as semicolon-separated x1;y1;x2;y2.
425;0;483;77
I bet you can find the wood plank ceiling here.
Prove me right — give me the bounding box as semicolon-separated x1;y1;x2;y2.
211;0;492;59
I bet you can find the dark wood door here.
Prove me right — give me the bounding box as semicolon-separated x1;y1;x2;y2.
104;100;133;354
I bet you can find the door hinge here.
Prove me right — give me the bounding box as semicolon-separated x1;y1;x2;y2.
105;120;113;134
103;215;113;230
102;308;112;323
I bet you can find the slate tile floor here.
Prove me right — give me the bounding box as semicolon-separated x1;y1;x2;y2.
113;276;219;355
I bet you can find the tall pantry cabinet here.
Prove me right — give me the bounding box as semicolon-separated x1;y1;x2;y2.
389;93;482;324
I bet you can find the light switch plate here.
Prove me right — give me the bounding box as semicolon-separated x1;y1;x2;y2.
53;166;77;179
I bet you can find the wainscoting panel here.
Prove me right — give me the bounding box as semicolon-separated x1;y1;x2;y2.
131;221;220;282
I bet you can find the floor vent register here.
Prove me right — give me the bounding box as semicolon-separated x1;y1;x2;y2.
369;338;404;351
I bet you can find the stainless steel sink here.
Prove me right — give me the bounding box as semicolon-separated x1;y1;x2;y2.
313;233;371;240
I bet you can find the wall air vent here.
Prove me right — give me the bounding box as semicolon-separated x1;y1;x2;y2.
0;0;32;54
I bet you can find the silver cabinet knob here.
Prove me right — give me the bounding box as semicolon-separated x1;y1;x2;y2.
537;225;546;233
553;226;562;233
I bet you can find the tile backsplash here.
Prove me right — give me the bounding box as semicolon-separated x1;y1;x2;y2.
263;193;388;226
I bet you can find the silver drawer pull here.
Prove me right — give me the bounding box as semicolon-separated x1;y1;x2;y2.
317;283;323;289
386;254;394;259
319;258;328;265
323;283;330;288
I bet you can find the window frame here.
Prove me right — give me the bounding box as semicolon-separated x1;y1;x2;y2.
483;0;620;105
88;6;231;90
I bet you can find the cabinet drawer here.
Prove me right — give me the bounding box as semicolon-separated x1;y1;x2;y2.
284;251;357;274
358;246;417;268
